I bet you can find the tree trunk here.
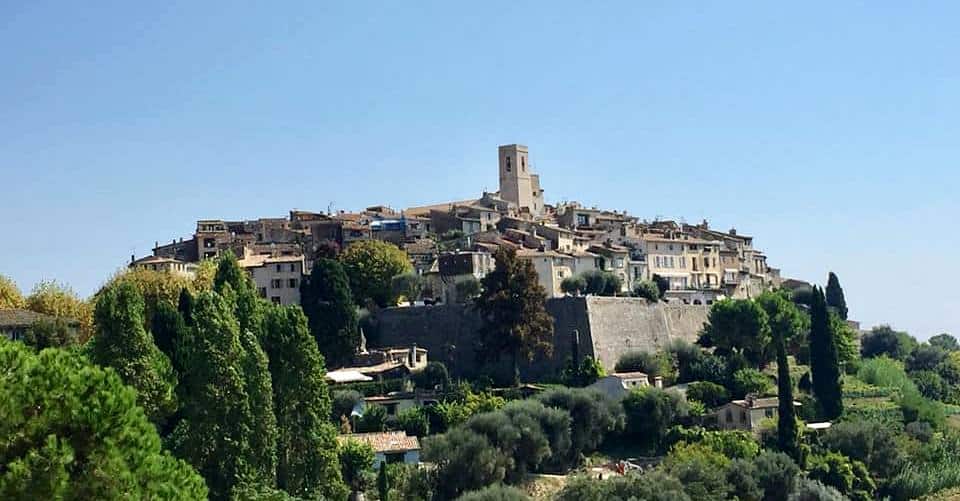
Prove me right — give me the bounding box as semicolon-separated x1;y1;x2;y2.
512;348;521;388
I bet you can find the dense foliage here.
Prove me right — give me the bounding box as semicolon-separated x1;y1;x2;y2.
339;239;413;307
475;247;554;385
0;339;206;499
300;258;360;367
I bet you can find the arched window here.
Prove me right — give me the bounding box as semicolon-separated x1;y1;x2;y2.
505;157;512;172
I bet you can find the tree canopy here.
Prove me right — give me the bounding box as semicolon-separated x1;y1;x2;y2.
825;272;849;320
25;280;93;341
169;289;276;500
300;258;360;368
0;338;207;499
0;274;24;309
339;240;413;307
261;304;347;499
698;298;771;367
809;286;843;419
87;281;177;424
475;247;554;385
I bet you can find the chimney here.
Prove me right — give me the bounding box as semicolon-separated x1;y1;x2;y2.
654;376;663;389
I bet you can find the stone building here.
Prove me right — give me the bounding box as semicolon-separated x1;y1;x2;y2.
238;252;305;306
129;255;197;278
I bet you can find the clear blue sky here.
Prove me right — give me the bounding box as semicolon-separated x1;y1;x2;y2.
2;2;957;338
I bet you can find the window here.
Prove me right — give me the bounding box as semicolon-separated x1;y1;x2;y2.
289;263;296;272
271;279;282;289
275;264;282;272
615;258;624;268
521;155;525;171
288;278;298;288
258;287;267;298
765;409;774;418
505;156;511;172
726;410;733;423
271;296;281;304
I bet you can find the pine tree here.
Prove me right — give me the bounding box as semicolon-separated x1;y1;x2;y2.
475;247;554;386
262;304;347;499
170;290;273;500
87;281;177;424
825;272;849;320
809;286;843;419
301;258;360;368
0;338;207;499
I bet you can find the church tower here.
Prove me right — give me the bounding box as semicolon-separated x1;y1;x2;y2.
498;144;544;218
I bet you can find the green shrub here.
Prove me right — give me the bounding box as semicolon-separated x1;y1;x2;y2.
686;381;729;408
456;484;530;501
731;368;773;398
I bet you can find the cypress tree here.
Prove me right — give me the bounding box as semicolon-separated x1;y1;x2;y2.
825;272;849;320
809;286;843;419
170;290;273;500
213;252;264;338
88;281;177;424
300;258;360;368
378;463;389;501
475;247;554;386
151;300;188;372
262;304;347;499
776;330;800;462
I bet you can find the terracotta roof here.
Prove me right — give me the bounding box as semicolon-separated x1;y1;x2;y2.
405;199;479;217
338;432;420;453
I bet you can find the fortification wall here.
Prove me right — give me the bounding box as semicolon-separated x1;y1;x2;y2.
368;297;709;382
585;298;708;370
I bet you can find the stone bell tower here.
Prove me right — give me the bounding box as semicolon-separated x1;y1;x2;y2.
498;144;544;218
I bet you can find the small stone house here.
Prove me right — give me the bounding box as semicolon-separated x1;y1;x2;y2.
716;396;801;432
0;309;78;342
588;372;660;400
338;431;421;469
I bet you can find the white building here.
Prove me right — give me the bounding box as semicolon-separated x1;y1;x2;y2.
238;253;305;306
338;432;421;468
129;255;197;278
588;372;657;400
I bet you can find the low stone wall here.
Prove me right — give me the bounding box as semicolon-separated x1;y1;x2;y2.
368;297;709;382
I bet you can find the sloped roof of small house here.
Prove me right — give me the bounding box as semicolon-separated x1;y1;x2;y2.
0;309;76;328
338;431;421;453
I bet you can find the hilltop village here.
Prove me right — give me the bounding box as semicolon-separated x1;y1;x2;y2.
135;144;783;309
